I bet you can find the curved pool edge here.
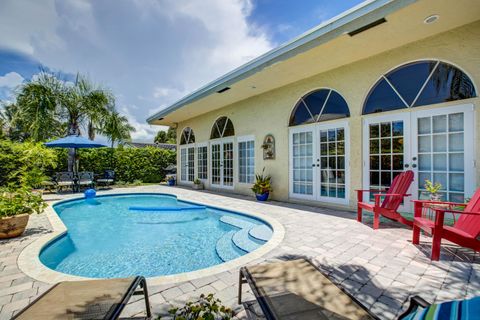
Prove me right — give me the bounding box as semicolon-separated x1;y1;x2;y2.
18;191;285;285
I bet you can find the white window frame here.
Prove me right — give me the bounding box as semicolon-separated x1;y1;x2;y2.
237;135;255;185
210;137;235;190
179;144;195;184
289;120;350;205
196;142;208;182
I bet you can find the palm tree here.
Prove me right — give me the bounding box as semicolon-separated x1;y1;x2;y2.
59;74;114;138
101;110;135;168
14;73;63;141
102;110;135;148
14;72;114;171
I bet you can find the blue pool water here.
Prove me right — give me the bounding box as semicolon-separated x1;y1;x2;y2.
40;194;272;278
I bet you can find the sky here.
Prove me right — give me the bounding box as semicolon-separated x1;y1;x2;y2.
0;0;363;142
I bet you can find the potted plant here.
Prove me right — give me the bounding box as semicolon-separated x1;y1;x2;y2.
424;179;442;201
0;188;47;239
251;168;273;201
167;293;232;320
167;176;176;186
193;178;204;190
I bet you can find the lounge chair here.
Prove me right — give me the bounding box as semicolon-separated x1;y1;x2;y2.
412;188;480;260
97;170;115;188
356;170;414;229
78;171;94;189
55;172;75;193
398;295;480;319
12;276;151;320
238;258;378;319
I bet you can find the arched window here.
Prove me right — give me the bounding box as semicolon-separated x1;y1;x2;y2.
180;127;195;145
210;116;234;139
363;60;476;115
289;89;350;126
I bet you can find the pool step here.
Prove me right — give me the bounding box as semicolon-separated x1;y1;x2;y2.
232;228;265;253
219;215;255;229
219;215;266;254
249;225;273;242
215;231;246;262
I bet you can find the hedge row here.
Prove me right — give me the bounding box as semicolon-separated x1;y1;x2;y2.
75;147;176;183
0;140;176;187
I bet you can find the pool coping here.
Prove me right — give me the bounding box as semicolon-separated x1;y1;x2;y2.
17;191;285;286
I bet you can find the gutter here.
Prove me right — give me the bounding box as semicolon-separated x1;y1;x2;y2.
147;0;417;124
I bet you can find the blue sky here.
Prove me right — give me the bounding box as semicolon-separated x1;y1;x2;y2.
0;0;363;141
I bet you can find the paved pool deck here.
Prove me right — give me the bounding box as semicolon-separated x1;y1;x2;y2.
0;185;478;320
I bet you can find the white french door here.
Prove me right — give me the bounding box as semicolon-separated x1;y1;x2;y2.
180;145;195;183
210;138;234;189
363;104;475;211
289;121;350;204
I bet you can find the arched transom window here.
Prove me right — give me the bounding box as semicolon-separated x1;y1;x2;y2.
289;89;350;127
363;60;476;115
210;116;234;139
180;127;195;145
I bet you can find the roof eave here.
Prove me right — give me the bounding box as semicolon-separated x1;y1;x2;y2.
146;0;417;125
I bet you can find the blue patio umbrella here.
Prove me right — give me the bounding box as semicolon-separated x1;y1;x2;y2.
45;135;107;173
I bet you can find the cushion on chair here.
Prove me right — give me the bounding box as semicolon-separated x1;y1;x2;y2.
403;296;479;320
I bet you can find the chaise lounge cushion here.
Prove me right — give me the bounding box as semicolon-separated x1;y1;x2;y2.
243;259;373;319
13;278;136;320
402;296;480;320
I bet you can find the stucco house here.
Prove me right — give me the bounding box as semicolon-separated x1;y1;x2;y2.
147;0;480;211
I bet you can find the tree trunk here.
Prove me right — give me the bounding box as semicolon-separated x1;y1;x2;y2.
67;121;80;172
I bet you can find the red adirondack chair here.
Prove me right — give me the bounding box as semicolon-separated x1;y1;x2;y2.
357;170;414;229
412;188;480;261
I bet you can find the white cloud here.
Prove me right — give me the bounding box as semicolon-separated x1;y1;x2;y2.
0;0;273;141
0;72;24;88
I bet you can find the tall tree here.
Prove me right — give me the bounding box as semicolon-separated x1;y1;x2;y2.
101;110;135;148
154;130;168;143
166;127;176;143
13;72;115;171
14;73;63;141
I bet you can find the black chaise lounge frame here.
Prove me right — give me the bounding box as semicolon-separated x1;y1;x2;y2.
238;258;379;320
13;276;151;320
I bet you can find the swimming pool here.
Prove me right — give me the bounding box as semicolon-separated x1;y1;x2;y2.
39;194;273;278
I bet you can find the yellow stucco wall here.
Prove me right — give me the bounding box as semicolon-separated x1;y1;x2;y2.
176;21;480;209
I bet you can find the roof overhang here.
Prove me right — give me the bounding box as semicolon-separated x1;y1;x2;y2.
147;0;480;126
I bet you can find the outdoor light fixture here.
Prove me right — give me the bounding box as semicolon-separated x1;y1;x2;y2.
424;14;439;24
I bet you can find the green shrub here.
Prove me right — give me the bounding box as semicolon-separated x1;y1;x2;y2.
77;146;176;183
164;293;233;320
0;187;47;218
0;140;176;187
0;140;58;188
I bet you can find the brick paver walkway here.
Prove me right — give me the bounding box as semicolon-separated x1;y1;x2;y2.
0;185;478;319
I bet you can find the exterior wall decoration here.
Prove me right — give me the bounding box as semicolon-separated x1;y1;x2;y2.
262;134;275;160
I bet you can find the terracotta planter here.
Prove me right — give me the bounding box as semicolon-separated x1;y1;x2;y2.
0;214;30;239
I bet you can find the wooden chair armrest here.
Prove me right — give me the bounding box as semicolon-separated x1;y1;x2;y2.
356;189;388;193
431;208;480;216
412;200;467;207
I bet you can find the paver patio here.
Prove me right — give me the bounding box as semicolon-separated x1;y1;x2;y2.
0;185;478;320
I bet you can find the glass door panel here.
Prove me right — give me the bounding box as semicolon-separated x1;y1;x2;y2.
363;114;410;210
414;111;468;202
180;146;195;182
368;120;406;199
180;148;187;181
210;140;234;188
211;143;221;186
223;142;234;187
291;130;314;198
187;147;195;182
319;127;347;200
